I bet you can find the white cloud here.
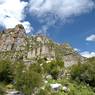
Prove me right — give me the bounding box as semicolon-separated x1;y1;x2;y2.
29;0;95;33
2;17;21;28
29;0;95;19
0;0;5;4
22;21;33;33
74;48;80;52
86;34;95;41
0;0;95;33
80;51;95;58
37;25;48;35
0;0;32;33
0;0;27;20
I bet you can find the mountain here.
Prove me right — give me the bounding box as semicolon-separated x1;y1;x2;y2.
0;24;85;67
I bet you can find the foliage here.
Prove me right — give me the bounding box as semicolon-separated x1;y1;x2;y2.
43;60;64;79
0;57;95;95
37;79;95;95
67;82;94;95
36;89;51;95
0;60;13;83
14;62;25;90
70;57;95;87
14;62;42;95
0;85;5;95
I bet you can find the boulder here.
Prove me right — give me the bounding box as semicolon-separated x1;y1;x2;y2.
50;83;62;91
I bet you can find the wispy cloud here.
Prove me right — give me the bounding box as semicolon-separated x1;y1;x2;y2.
28;0;95;33
0;0;95;33
80;51;95;58
74;48;80;52
0;0;32;33
29;0;95;19
86;34;95;41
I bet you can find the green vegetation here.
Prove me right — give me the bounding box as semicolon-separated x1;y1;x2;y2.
43;60;64;79
0;58;95;95
14;62;42;95
0;59;43;95
0;84;5;95
0;60;13;83
70;57;95;88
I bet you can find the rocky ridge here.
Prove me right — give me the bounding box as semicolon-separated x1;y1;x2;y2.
0;24;85;67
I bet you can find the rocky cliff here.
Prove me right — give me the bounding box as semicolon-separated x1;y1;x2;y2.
0;24;85;67
0;24;27;51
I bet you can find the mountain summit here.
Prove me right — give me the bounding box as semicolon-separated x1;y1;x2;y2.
0;24;85;67
0;24;27;51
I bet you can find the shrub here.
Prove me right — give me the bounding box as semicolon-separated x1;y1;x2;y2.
0;86;5;95
44;60;64;79
14;62;42;95
70;58;95;87
0;60;13;83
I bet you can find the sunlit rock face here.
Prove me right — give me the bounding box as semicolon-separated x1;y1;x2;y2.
0;25;85;67
0;24;27;51
61;43;85;67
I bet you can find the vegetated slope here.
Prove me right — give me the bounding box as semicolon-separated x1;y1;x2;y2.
0;24;85;67
0;24;94;95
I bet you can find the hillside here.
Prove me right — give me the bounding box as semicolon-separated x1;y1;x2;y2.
0;24;85;67
0;25;95;95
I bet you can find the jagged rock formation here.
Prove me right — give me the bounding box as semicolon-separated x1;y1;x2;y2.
27;34;55;60
61;43;85;67
0;24;85;67
0;24;27;51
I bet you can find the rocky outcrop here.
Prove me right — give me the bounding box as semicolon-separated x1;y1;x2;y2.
61;43;85;67
0;25;85;67
0;24;27;51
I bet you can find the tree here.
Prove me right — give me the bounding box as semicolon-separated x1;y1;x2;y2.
14;62;42;95
70;57;95;87
0;60;13;83
44;60;64;79
14;62;26;91
0;86;5;95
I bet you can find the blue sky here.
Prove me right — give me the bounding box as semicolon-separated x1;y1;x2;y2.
0;0;95;57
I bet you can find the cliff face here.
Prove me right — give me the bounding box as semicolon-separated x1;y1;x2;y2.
0;24;85;67
0;24;27;51
61;43;85;67
27;34;55;60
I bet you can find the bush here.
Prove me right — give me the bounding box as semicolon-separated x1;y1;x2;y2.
36;89;50;95
70;58;95;87
43;60;64;79
0;85;5;95
0;60;13;83
14;62;42;95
